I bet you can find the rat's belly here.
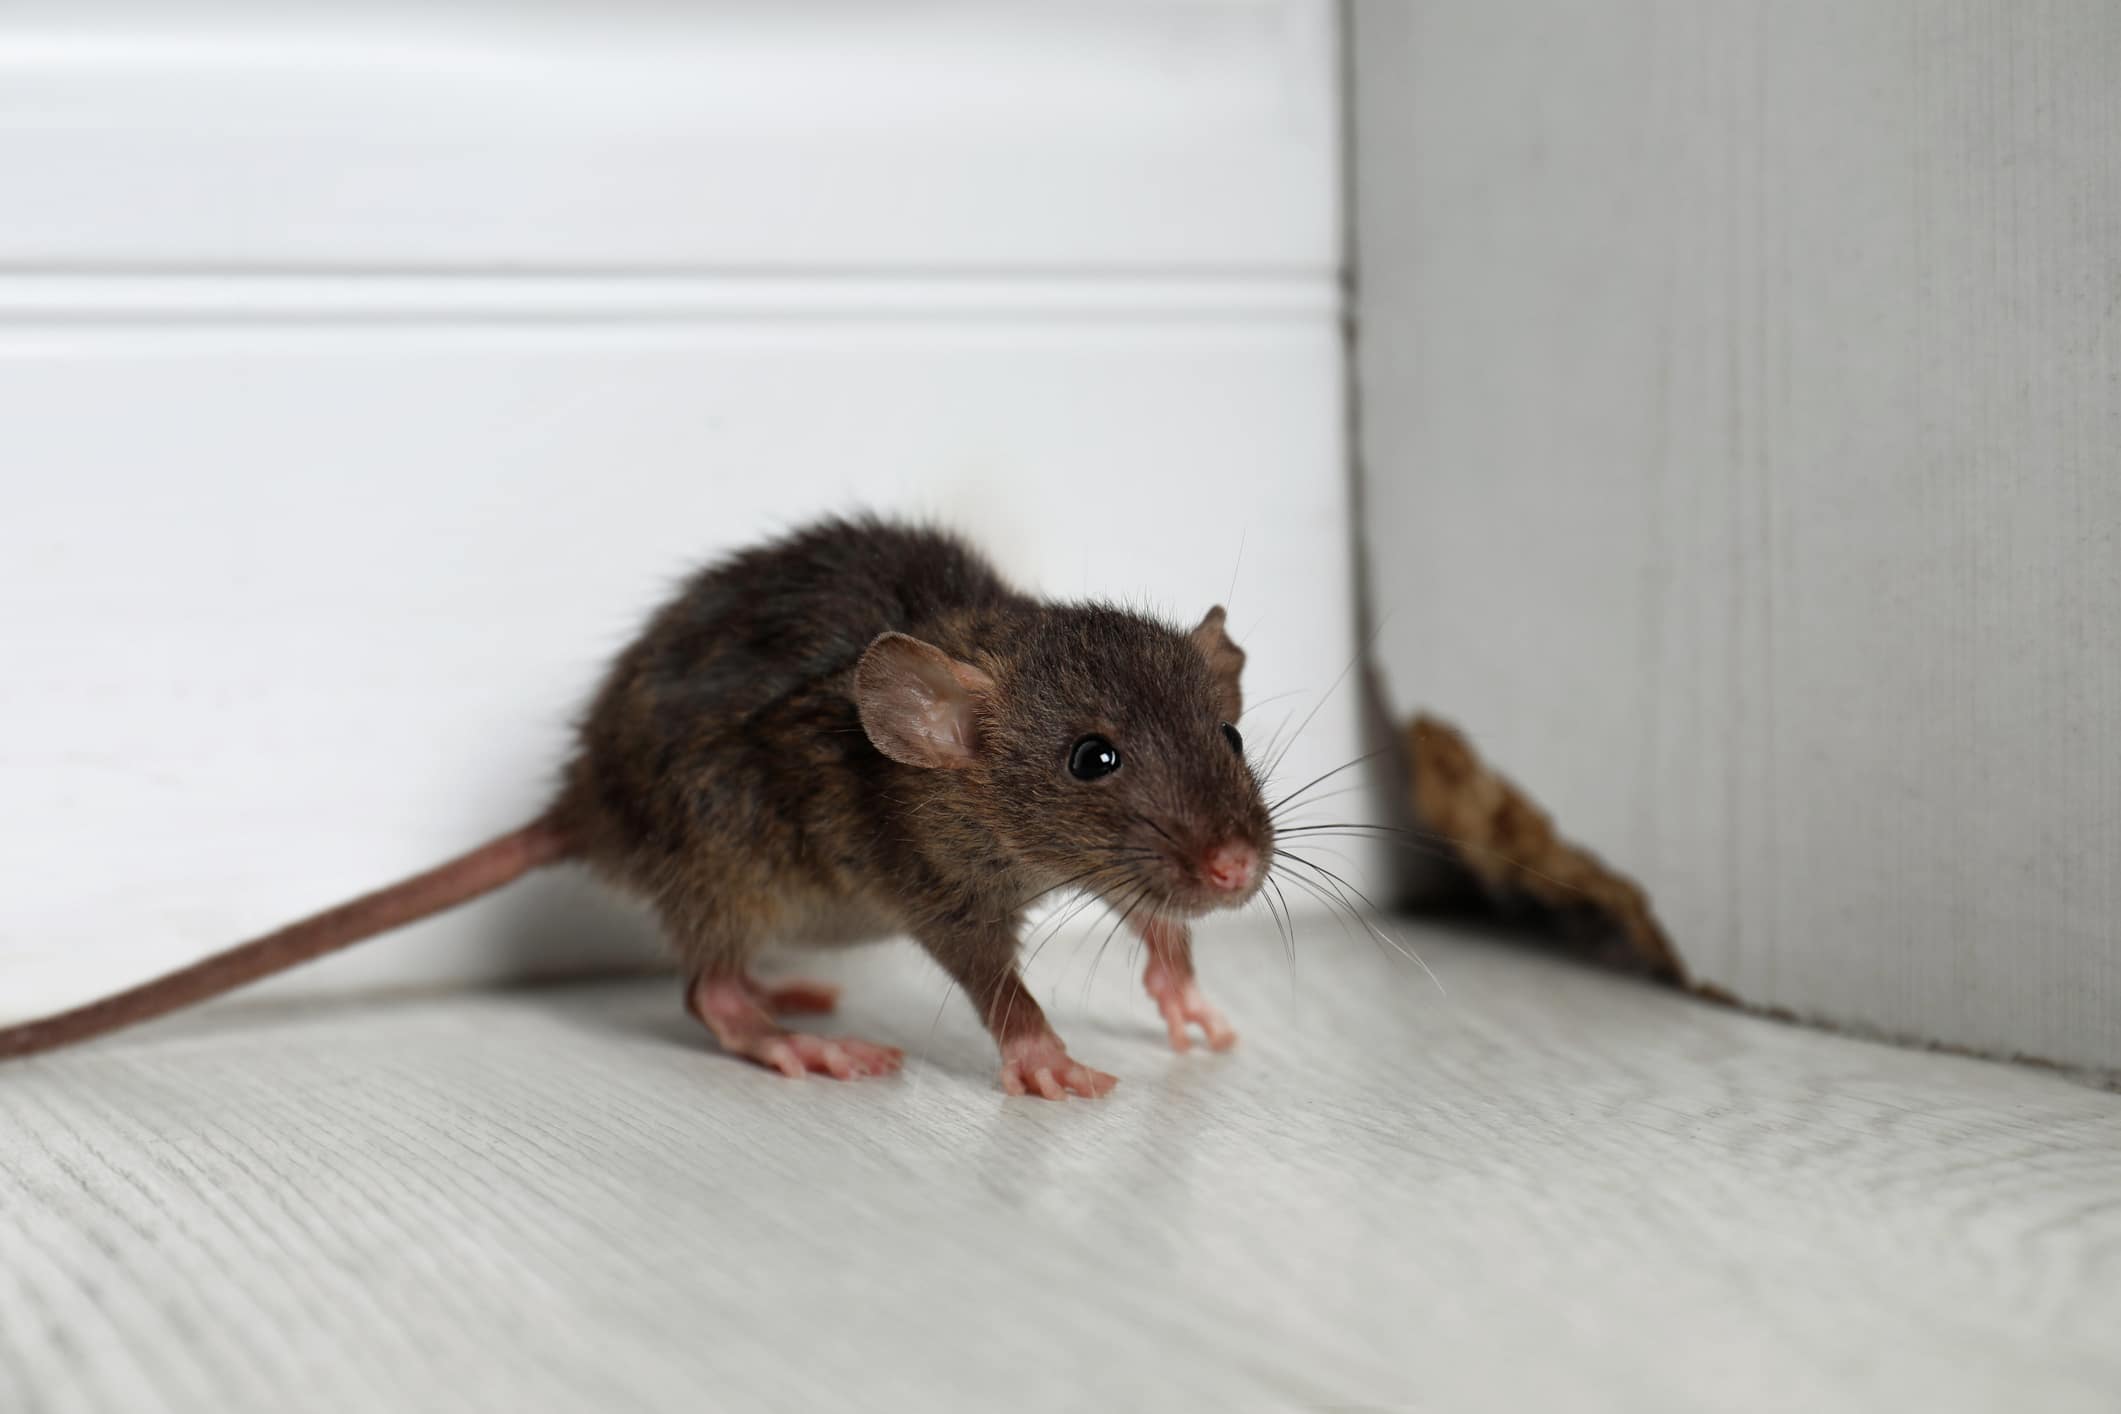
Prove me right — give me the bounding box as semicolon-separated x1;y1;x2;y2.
776;891;900;949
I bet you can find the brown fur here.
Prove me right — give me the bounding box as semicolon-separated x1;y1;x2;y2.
553;515;1272;1032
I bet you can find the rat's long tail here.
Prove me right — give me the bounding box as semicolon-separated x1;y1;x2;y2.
0;818;572;1061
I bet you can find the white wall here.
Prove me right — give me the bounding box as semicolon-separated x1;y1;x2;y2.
0;3;1358;1020
1353;3;2121;1070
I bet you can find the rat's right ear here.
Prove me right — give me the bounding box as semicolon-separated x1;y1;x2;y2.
1190;605;1246;721
854;633;996;770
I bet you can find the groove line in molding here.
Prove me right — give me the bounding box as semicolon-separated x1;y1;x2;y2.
0;273;1341;325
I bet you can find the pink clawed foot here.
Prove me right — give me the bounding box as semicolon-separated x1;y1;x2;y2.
687;975;901;1081
1143;961;1238;1053
739;1031;904;1081
998;1031;1118;1100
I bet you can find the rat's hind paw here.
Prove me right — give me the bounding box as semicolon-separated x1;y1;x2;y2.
1143;962;1238;1053
688;974;896;1080
998;1033;1118;1100
740;1031;904;1081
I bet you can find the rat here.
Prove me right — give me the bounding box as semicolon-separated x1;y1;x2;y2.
0;515;1275;1097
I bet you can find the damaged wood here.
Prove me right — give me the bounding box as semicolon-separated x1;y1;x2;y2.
1403;714;1688;986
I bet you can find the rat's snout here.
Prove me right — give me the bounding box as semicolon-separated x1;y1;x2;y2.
1200;840;1260;895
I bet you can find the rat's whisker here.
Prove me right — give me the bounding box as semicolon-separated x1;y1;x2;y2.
1020;870;1137;961
1268;876;1300;975
1014;880;1140;1010
1263;780;1374;815
1253;705;1302;785
1276;869;1369;963
1276;867;1428;988
1277;850;1446;996
1012;856;1152;914
1254;877;1298;989
1273;828;1475;881
919;964;962;1076
1262;618;1387;782
1132;814;1182;851
1080;880;1156;1006
1266;747;1391;815
1238;688;1305;721
1270;822;1589;900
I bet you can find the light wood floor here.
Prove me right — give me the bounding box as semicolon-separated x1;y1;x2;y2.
3;915;2117;1413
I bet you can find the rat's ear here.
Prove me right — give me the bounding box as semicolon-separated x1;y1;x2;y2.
854;632;996;770
1190;605;1246;721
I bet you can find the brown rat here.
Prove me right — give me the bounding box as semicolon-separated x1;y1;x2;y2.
0;515;1275;1097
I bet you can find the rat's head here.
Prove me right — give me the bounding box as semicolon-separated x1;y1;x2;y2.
854;604;1273;916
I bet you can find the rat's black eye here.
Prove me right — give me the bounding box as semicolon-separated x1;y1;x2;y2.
1067;735;1122;781
1220;722;1244;756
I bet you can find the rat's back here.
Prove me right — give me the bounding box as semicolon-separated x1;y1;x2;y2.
554;515;1019;880
629;514;1013;712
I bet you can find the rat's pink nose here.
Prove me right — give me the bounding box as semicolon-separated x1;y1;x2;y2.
1201;840;1259;894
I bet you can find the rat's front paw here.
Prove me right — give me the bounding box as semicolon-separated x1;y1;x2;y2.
998;1033;1117;1100
1143;962;1238;1053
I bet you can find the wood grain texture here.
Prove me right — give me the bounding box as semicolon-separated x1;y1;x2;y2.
1352;1;2121;1069
3;915;2117;1413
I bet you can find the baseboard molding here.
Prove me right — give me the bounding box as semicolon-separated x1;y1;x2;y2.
0;272;1338;325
